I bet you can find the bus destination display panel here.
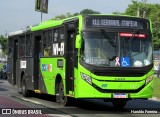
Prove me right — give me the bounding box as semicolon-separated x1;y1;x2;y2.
85;16;149;29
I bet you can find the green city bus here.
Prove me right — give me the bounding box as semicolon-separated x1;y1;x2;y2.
7;14;154;108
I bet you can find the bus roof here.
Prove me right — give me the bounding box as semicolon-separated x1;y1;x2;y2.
31;14;149;31
31;15;82;32
8;14;150;37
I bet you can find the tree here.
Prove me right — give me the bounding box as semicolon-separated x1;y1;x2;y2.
0;35;7;54
112;11;123;15
73;12;79;16
53;12;73;20
53;9;101;20
79;9;101;15
149;8;160;49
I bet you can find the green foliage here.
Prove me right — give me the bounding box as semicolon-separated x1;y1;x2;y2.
149;8;160;50
53;9;101;20
0;35;7;54
79;9;101;15
153;78;160;98
0;63;4;70
153;36;160;50
124;0;147;17
112;11;123;15
54;12;73;20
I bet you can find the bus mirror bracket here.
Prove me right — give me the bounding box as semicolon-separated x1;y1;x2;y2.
75;35;81;49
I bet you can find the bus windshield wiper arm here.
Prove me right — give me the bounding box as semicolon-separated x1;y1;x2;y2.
100;29;116;47
124;30;140;48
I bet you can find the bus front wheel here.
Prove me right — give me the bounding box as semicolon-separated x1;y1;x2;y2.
58;80;69;106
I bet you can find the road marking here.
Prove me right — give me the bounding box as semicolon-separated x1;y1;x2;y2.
48;114;72;117
20;98;42;104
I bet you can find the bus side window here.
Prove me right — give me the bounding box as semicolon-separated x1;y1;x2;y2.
8;38;13;58
43;44;49;57
19;36;25;57
26;34;33;57
54;29;58;41
43;30;52;57
43;34;48;57
8;48;13;58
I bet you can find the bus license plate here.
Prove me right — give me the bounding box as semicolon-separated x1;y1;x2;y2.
114;94;126;98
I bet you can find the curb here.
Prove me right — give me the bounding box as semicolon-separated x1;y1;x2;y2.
149;97;160;101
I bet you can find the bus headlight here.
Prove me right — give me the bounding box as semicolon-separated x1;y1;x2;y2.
145;75;153;85
81;73;92;85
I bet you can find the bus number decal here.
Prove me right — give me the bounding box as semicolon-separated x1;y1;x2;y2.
53;43;64;56
53;43;59;55
60;42;64;56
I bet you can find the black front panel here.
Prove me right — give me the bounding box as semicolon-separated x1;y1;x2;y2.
66;30;75;93
81;61;153;77
64;20;79;94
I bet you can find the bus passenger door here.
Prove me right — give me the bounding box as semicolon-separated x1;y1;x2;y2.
66;29;76;94
34;36;41;90
13;40;18;85
66;31;75;91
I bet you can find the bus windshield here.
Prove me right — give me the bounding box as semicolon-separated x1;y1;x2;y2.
120;33;152;67
81;31;153;67
81;31;118;67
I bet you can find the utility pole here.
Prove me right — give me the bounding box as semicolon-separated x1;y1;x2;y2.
142;0;147;18
41;10;43;22
137;8;140;17
131;0;140;17
41;0;43;22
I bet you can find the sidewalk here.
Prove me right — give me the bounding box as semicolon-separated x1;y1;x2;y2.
150;97;160;101
0;95;48;116
0;95;29;108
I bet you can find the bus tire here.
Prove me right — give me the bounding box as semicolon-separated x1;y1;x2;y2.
22;78;30;97
58;80;69;106
112;101;127;109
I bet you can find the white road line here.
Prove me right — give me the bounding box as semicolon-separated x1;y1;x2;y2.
48;114;73;117
20;98;42;104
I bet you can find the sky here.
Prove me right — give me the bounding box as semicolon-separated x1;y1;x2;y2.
0;0;160;35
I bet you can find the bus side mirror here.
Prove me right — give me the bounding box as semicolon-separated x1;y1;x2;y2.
75;35;81;49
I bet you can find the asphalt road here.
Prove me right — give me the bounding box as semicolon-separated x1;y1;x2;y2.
0;78;160;117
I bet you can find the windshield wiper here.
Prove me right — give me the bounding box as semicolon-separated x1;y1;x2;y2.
100;29;116;47
124;30;140;48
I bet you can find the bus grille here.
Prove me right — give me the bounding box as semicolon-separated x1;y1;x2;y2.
92;83;145;93
94;71;145;77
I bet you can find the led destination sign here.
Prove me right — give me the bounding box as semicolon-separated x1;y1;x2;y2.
85;17;149;29
93;19;138;27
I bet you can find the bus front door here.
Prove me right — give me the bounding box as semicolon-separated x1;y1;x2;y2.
34;36;41;90
66;30;76;94
13;40;18;85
